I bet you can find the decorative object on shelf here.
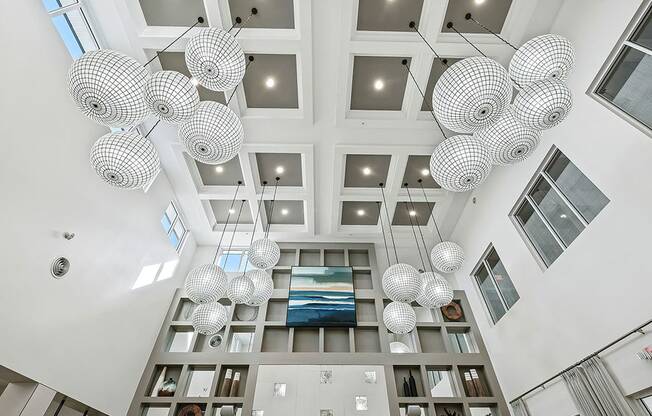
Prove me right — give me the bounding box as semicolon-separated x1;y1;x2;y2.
272;382;286;397
219;406;235;416
443;409;460;416
390;341;411;354
176;404;202;416
320;370;333;384
383;301;417;335
355;396;368;411
245;269;274;306
249;178;282;270
406;406;422;416
429;135;492;193
513;79;573;130
441;301;464;322
430;241;465;274
90;131;160;190
227;274;255;304
157;377;177;397
184;264;228;304
636;346;652;360
144;70;199;123
461;368;487;397
191;301;229;335
219;368;233;397
408;370;418;397
474;105;541;165
185;28;246;91
68;49;150;128
151;366;166;397
229;372;241;397
208;334;223;348
403;377;411;397
178;100;243;164
364;371;377;384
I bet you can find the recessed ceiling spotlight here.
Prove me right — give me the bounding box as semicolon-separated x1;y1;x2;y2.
265;77;276;89
362;167;372;176
560;213;568;219
275;166;285;174
357;209;365;216
409;210;417;217
229;208;235;214
474;0;486;4
421;168;430;176
215;166;224;173
190;77;200;87
281;208;289;216
374;79;385;91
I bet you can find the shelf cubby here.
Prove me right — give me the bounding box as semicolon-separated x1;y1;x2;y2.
211;404;243;416
394;365;425;398
174;403;207;416
261;327;290;352
417;327;446;353
441;300;466;323
433;403;464;416
324;249;345;266
194;329;226;352
323;327;351;352
147;365;182;398
173;298;196;322
265;299;288;322
355;299;377;322
352;270;373;289
278;249;297;266
399;403;430;416
348;249;370;267
140;403;171;416
299;249;321;266
354;327;381;352
216;365;249;398
184;365;216;398
271;270;290;290
164;325;194;353
292;327;320;352
458;366;492;398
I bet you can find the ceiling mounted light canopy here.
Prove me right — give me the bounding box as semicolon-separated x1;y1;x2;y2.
474;106;541;165
191;302;229;335
509;34;575;87
178;101;243;164
245;269;274;306
184;264;228;304
144;70;200;123
68;49;150;128
90;131;160;189
185;28;246;91
383;301;416;335
429;135;492;192
431;241;465;274
513;79;572;130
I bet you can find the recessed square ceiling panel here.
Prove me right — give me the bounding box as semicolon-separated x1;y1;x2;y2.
228;0;295;29
158;52;225;103
401;155;439;188
210;200;254;224
344;154;391;188
351;56;410;111
243;54;298;108
441;0;512;33
264;200;304;224
341;201;381;226
357;0;424;32
255;153;303;186
139;0;208;27
194;156;244;186
421;58;461;111
392;202;433;226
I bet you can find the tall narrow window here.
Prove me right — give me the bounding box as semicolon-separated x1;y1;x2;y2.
41;0;100;59
161;202;188;252
510;147;609;267
591;1;652;136
472;246;519;323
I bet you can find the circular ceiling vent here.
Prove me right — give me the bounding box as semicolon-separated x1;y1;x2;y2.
50;257;70;279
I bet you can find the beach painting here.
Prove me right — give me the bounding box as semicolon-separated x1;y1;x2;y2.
287;266;356;327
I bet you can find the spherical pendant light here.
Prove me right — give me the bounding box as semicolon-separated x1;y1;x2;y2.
432;57;513;133
474;106;541;165
245;269;274;306
227;275;255;304
248;238;281;270
191;302;229;335
90;131;160;189
184;264;228;304
383;301;417;335
513;79;572;130
431;241;465;273
429;135;492;192
382;263;421;303
178;101;243;164
185;28;246;91
144;70;200;124
510;34;575;87
416;272;440;308
426;276;454;308
68;49;150;128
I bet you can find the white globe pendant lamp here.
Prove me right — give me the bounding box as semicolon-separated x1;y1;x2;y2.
191;302;229;335
245;269;274;306
227;274;255;304
383;301;417;335
512;79;573;130
429;135;492;193
249;178;282;270
431;241;465;274
144;70;200;124
185;28;246;92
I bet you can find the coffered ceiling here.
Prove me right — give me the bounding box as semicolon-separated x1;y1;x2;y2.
87;0;561;246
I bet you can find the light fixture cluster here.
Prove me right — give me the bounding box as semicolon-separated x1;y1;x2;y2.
68;12;259;190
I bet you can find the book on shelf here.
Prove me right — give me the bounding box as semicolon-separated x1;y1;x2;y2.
219;369;233;397
229;372;241;397
463;371;477;397
470;369;486;396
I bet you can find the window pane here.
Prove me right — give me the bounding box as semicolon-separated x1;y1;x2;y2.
173;219;186;244
546;152;609;223
160;214;172;233
598;46;652;129
641;396;652;414
168;230;180;248
166;203;178;222
486;249;519;308
515;200;563;266
631;7;652;50
42;0;78;12
475;265;506;322
529;178;585;246
220;252;243;272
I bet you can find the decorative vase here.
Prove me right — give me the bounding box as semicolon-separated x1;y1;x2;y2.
402;377;410;397
158;377;177;397
408;370;418;397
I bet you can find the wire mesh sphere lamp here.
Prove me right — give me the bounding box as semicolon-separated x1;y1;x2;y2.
431;241;465;273
510;34;575;87
90;131;160;190
144;71;200;124
382;263;421;303
248;238;281;270
474;106;541;165
416;272;440;308
191;302;229;335
245;269;274;306
185;28;246;91
383;301;417;335
184;264;228;304
68;49;150;128
178;101;244;164
429;135;492;192
513;79;573;130
227;275;255;304
425;276;454;308
432;57;513;133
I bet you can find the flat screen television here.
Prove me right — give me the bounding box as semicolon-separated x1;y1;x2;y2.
286;266;356;327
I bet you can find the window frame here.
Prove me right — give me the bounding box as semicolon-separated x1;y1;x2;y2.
642;395;652;415
588;0;652;138
162;201;188;253
471;244;518;324
44;1;101;58
217;249;253;273
509;146;608;269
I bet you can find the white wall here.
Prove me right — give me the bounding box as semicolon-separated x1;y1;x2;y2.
446;0;652;409
0;1;196;415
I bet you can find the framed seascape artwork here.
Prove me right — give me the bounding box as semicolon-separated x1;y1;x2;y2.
287;266;356;327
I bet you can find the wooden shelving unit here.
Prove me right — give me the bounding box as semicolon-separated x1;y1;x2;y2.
128;243;509;416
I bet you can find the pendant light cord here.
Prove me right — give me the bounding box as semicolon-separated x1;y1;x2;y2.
265;177;280;238
379;183;399;263
144;119;161;138
402;60;447;139
212;181;242;264
377;201;391;268
227;56;255;105
465;13;518;50
408;21;448;66
144;17;205;67
418;179;443;243
229;8;258;36
221;199;246;267
402;192;427;272
446;22;487;57
406;184;436;273
249;182;266;242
